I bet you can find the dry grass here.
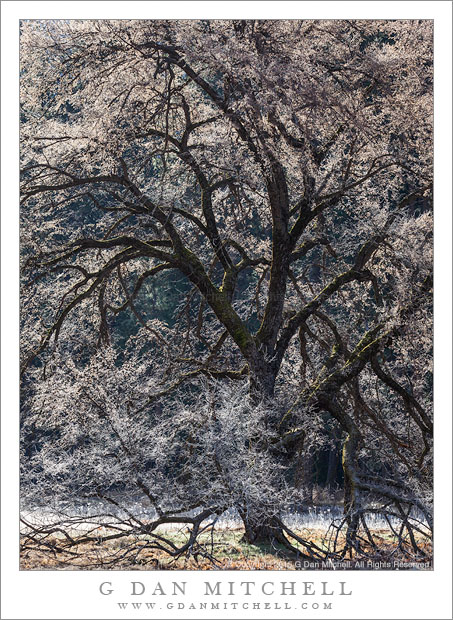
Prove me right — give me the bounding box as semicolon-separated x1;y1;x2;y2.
20;527;432;571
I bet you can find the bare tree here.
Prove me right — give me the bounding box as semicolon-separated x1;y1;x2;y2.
20;19;433;564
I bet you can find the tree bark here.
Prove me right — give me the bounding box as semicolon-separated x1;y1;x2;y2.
239;509;285;545
240;364;294;549
249;359;277;399
302;451;314;503
326;429;341;489
342;430;362;553
326;447;339;489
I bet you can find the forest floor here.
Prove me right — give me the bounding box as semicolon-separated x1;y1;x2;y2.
20;527;432;571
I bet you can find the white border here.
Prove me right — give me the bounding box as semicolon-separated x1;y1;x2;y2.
1;2;451;619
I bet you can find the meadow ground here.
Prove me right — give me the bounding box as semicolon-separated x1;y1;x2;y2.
20;526;432;571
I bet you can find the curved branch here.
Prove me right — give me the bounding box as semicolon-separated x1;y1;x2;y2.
370;356;432;436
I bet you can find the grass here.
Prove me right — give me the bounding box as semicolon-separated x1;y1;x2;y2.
20;525;432;571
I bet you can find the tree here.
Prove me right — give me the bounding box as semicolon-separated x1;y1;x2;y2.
20;19;433;565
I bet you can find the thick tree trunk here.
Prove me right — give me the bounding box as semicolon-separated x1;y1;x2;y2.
240;363;313;553
238;506;303;558
238;506;320;563
249;361;276;400
239;365;290;548
239;510;285;545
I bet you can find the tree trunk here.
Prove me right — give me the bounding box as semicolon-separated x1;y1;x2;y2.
301;451;314;503
238;506;304;559
238;365;288;548
326;441;340;489
240;363;307;551
239;509;284;545
342;431;362;554
249;361;276;400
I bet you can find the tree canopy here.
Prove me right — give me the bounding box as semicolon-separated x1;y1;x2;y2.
20;19;433;566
